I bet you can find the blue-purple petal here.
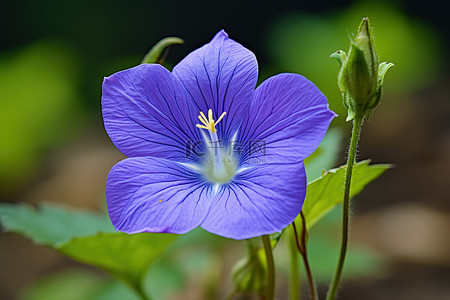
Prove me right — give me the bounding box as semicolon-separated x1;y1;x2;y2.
106;157;212;234
201;162;306;239
172;30;258;140
238;73;336;164
102;64;203;160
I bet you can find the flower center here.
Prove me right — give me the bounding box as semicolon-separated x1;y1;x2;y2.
196;109;237;184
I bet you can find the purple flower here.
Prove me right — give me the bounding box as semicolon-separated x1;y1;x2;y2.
102;30;335;240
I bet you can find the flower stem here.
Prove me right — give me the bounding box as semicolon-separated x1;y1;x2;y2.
289;227;300;300
262;235;275;300
326;115;363;300
292;216;318;300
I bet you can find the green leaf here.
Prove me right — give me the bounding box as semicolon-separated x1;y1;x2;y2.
0;203;178;297
141;37;184;64
59;232;176;291
304;128;344;183
0;203;114;246
298;160;391;230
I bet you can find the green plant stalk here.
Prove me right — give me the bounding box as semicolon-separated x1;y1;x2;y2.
326;115;363;300
289;227;300;300
292;217;318;300
262;235;275;300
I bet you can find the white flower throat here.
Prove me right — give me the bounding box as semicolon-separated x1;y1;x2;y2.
196;109;237;184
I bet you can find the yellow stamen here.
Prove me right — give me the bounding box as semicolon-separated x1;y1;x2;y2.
208;109;213;123
198;116;208;127
200;111;208;124
216;112;226;124
196;109;227;133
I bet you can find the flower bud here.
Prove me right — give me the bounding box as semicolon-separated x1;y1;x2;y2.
231;241;267;294
331;17;393;121
141;37;184;64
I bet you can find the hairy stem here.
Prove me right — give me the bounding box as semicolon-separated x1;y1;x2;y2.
292;217;318;300
326;116;363;300
289;226;301;300
262;235;275;300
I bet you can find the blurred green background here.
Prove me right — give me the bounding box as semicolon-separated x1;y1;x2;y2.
1;0;449;299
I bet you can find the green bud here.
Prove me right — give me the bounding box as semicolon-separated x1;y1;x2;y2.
332;17;393;121
231;240;267;294
141;37;184;65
